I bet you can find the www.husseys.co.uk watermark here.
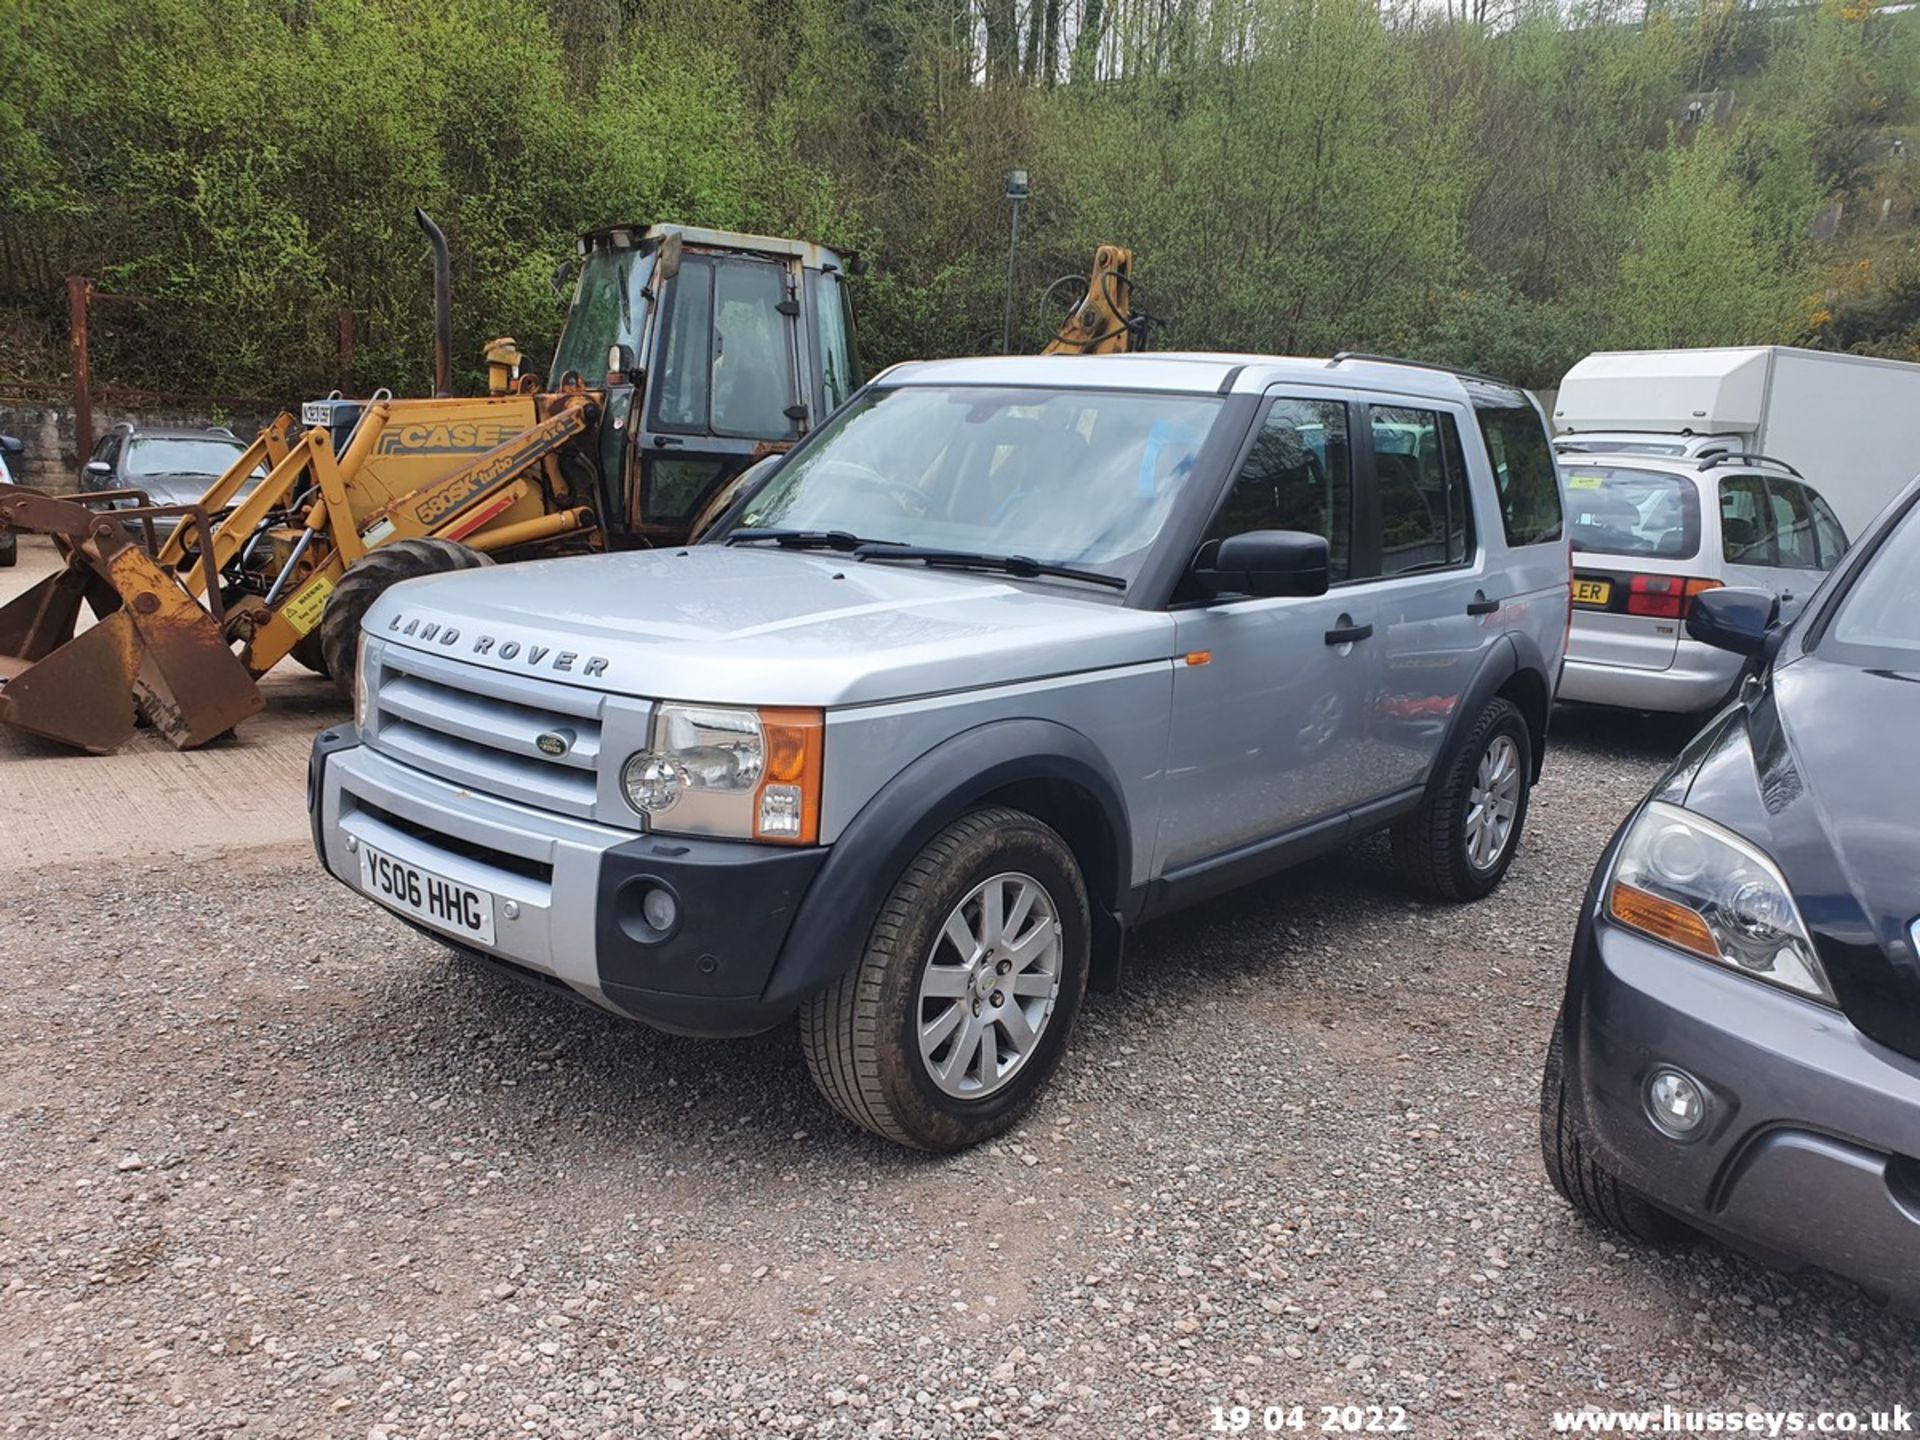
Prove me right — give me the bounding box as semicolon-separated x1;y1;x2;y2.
1550;1406;1913;1435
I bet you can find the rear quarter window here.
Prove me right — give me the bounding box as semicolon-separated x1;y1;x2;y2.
1470;392;1562;547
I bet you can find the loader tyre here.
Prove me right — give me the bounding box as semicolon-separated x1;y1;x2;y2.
290;631;331;678
319;538;492;701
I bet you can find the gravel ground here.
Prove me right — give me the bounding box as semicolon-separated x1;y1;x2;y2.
1;705;1913;1439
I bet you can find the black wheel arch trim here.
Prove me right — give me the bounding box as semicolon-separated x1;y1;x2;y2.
759;717;1133;1009
1426;633;1551;798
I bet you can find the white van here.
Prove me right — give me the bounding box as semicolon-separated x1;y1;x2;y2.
1554;347;1920;536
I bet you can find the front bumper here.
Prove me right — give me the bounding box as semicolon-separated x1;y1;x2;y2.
1566;916;1920;1306
310;733;825;1036
1556;639;1742;712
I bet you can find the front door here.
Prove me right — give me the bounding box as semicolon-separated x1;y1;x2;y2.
1154;393;1378;874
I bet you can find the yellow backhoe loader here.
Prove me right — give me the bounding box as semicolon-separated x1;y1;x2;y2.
0;221;1142;754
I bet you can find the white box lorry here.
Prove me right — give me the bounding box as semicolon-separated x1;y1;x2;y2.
1554;347;1920;536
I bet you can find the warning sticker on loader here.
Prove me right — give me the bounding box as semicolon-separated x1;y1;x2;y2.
282;575;334;636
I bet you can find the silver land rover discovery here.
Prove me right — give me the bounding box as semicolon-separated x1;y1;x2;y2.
309;353;1571;1150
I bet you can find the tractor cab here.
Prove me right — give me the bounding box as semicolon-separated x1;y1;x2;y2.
552;224;862;546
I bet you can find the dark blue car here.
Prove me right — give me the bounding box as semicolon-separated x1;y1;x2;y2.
1543;474;1920;1307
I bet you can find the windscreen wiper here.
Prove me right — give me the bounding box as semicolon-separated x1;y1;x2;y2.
853;544;1126;591
723;528;908;551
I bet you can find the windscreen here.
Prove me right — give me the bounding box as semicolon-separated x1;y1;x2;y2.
1820;497;1920;669
124;438;246;478
731;385;1225;583
1564;465;1701;559
551;245;654;383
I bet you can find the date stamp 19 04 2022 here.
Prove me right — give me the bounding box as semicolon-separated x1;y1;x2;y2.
1209;1404;1413;1434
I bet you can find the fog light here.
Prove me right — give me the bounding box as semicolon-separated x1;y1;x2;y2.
640;885;678;933
1646;1067;1706;1138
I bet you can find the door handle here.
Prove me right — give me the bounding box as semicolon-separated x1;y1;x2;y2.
1324;622;1373;646
651;435;684;448
1466;596;1500;616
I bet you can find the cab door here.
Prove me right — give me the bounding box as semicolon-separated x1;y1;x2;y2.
635;251;806;538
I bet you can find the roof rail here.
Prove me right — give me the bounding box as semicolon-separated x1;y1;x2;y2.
1324;351;1516;389
1696;452;1803;479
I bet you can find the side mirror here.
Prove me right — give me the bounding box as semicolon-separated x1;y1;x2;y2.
550;256;577;305
1192;530;1330;599
85;459;111;477
1686;586;1779;658
0;435;22;457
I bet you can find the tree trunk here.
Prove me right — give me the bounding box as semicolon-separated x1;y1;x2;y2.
982;0;1019;85
1073;0;1106;83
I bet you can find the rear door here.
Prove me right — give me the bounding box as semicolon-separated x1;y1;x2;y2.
1762;477;1836;623
1359;400;1491;796
1718;471;1790;605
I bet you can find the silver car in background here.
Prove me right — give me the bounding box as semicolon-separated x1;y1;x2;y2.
1558;453;1849;712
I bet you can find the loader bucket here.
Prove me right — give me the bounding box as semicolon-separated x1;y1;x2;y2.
0;489;263;754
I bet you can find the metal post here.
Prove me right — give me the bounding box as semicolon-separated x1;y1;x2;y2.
1001;169;1030;355
67;276;94;462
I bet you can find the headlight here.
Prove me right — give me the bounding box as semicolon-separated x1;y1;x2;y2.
353;635;374;732
621;704;823;844
1607;800;1835;1004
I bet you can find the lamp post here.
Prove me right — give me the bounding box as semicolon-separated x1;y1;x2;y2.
1001;168;1030;354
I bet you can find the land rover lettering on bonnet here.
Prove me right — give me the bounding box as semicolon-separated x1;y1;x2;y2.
383;611;610;676
312;352;1569;1151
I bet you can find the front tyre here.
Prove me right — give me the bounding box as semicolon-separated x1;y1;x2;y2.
317;538;492;701
1391;696;1531;901
799;807;1090;1151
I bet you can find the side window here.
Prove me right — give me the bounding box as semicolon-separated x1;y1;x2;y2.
1471;394;1562;546
1767;479;1821;570
1719;474;1776;566
813;271;859;416
1371;406;1472;576
711;260;797;438
1209;398;1351;582
1810;492;1849;570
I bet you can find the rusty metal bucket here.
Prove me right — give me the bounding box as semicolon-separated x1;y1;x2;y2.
0;488;263;753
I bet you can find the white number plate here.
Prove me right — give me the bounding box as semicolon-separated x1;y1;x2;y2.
357;844;495;945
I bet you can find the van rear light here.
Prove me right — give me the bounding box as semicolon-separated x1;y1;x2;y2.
1625;575;1721;619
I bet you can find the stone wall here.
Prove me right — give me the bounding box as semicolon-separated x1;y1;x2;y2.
0;400;277;495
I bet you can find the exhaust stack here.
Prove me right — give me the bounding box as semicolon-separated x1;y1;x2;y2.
416;208;452;397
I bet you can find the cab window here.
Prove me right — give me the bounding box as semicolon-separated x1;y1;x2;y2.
1209;398;1352;582
812;271;859;416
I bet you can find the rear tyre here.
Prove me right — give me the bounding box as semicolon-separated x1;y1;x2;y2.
1391;696;1531;902
799;807;1090;1151
318;538;492;701
1539;1012;1687;1244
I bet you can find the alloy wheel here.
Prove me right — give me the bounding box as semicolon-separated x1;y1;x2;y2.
916;871;1064;1099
